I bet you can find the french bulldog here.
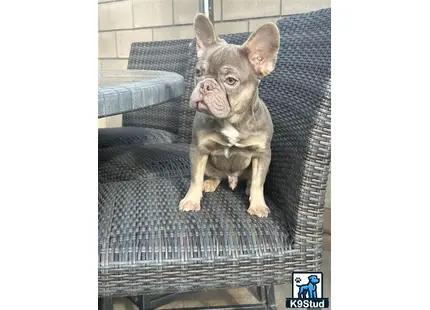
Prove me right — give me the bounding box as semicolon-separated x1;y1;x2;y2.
179;13;280;217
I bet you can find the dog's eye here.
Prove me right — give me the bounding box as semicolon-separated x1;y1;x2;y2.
226;77;237;86
195;69;202;77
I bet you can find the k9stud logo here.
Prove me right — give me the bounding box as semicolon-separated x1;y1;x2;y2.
285;272;329;308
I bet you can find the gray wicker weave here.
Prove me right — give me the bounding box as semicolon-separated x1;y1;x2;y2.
124;39;194;135
98;8;331;308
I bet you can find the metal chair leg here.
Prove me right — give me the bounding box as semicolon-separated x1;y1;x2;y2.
98;297;113;310
256;286;265;302
128;295;153;310
139;295;153;310
262;285;277;310
107;287;277;310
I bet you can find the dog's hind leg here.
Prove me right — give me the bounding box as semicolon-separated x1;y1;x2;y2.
203;162;224;192
203;178;221;192
238;166;252;196
298;286;307;299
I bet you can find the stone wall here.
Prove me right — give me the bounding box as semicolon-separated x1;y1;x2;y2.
99;0;331;71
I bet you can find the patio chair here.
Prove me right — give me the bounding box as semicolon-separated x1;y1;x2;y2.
98;8;331;310
98;38;193;148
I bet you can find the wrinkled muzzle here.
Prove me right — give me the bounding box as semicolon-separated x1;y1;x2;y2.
189;78;231;119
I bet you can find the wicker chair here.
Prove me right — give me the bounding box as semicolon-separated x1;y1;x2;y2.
98;8;331;310
98;38;193;148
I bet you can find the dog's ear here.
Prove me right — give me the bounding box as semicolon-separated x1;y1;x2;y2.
241;22;280;77
194;13;220;58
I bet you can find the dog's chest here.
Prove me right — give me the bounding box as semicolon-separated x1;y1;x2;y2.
220;123;240;146
219;122;245;158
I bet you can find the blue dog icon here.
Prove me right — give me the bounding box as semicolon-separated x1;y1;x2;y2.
296;275;320;299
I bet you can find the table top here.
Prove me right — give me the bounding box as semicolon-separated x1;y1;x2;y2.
98;70;185;118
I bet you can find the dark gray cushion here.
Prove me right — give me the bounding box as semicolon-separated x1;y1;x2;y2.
98;127;177;149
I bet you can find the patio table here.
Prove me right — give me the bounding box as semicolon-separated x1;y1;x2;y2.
98;70;185;118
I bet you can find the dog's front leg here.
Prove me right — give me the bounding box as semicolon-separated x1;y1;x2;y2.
311;288;317;299
179;149;208;212
247;150;271;217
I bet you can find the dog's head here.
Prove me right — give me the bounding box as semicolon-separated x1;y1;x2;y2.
189;13;280;120
308;275;320;284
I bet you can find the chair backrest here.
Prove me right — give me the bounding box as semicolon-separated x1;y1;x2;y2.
260;8;331;227
124;39;194;134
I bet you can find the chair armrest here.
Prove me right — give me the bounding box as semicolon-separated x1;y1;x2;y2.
261;9;331;250
264;88;331;246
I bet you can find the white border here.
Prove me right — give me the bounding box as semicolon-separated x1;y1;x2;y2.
333;0;430;309
0;0;96;309
1;0;429;309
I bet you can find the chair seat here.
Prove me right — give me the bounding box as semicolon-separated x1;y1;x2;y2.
98;127;177;149
98;143;296;297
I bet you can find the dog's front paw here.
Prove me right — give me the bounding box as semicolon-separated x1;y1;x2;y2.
247;203;269;218
179;194;201;212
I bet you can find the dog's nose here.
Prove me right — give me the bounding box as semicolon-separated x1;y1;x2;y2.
199;80;215;93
